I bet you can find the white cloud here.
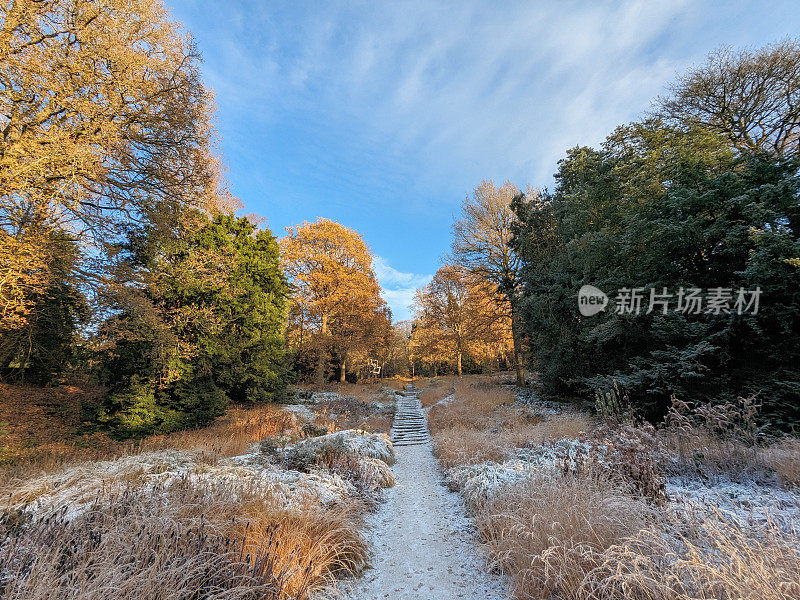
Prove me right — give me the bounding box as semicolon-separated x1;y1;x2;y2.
373;256;431;321
373;256;432;289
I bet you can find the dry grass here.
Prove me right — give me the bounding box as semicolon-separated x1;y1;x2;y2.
428;377;593;469
433;415;593;470
418;378;454;408
658;396;774;481
432;377;800;600
0;382;120;469
0;382;396;599
434;425;511;469
0;479;368;599
0;377;399;490
582;516;800;600
428;378;514;430
477;472;800;600
476;472;655;600
310;396;395;434
295;379;400;435
763;437;800;488
0;404;304;496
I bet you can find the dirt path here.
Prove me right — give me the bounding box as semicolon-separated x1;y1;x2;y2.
336;389;508;600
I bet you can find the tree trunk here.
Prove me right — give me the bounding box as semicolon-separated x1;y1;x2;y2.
457;351;462;377
316;313;328;385
339;357;346;383
511;308;525;386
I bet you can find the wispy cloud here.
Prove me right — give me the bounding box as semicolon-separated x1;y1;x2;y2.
373;256;431;321
168;0;800;280
183;0;695;186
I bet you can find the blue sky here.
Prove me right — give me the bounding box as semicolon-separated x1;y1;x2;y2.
165;0;800;321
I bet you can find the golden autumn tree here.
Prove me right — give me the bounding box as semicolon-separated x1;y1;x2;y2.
0;0;235;335
0;229;46;333
452;179;532;384
280;218;391;383
411;263;512;376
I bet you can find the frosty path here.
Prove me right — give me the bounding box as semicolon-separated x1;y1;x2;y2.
338;388;508;600
390;389;430;446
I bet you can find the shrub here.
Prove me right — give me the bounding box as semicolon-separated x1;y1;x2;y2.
102;377;181;439
589;422;668;505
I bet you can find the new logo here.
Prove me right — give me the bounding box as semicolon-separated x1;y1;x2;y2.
578;285;608;316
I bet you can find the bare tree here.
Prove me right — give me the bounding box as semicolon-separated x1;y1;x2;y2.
660;39;800;156
452;179;532;385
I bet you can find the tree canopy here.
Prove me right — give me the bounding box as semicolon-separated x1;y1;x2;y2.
280;218;390;383
411;264;513;376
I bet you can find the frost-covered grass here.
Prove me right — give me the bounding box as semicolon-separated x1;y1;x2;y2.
428;377;591;470
284;430;395;465
291;384;398;435
476;471;656;600
0;478;369;600
8;428;396;517
1;396;398;600
429;376;800;600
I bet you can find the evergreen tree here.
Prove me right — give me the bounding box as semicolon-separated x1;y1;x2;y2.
98;214;289;437
513;122;800;423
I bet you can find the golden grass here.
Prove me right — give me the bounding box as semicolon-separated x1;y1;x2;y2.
0;479;368;599
582;516;800;600
0;404;304;495
310;395;395;434
763;437;800;488
418;378;454;407
476;473;655;600
428;377;593;469
434;425;511;469
0;381;398;599
430;377;800;600
0;376;401;488
428;379;514;430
